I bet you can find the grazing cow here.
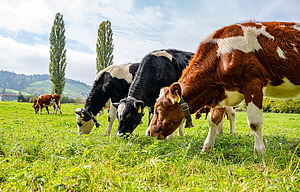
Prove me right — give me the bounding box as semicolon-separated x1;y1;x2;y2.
33;93;61;114
113;49;195;136
147;22;300;156
75;63;140;136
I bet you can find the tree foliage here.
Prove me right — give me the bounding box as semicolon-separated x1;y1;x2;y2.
49;12;67;95
96;20;114;73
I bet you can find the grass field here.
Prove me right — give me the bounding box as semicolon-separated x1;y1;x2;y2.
0;101;299;191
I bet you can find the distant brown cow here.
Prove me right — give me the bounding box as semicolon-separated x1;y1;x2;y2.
33;94;61;114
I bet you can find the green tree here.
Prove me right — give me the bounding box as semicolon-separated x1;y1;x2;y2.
49;12;67;95
96;20;114;73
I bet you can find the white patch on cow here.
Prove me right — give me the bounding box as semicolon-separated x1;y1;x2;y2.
263;77;300;98
294;23;300;31
255;23;263;26
247;102;265;156
151;50;173;61
213;25;274;56
117;102;126;120
95;63;133;83
219;90;244;107
277;46;286;59
247;102;263;128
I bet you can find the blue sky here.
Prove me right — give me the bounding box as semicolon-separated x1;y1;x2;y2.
0;0;299;85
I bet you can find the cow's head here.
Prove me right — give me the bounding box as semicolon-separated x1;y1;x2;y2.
146;83;186;139
75;108;95;135
32;99;39;114
114;97;145;136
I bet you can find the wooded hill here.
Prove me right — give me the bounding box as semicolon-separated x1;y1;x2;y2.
0;70;91;98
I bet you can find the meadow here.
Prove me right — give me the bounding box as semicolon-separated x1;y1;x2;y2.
0;101;299;191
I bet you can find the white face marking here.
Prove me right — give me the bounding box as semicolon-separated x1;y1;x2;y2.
263;77;300;98
277;46;286;59
151;50;173;61
76;115;94;135
212;25;274;56
294;23;300;31
117;102;126;119
219;90;244;107
95;63;133;83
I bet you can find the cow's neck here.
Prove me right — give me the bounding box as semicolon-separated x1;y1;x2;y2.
128;61;161;105
181;83;219;114
84;81;109;116
179;51;223;113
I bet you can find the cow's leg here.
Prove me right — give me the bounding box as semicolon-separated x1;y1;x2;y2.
244;79;265;157
216;109;225;135
177;123;184;136
53;105;57;114
46;106;50;114
38;104;42;115
202;107;226;152
105;104;117;136
148;106;154;126
226;107;236;134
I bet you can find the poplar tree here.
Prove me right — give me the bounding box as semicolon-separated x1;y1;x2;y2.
96;20;114;72
49;12;67;95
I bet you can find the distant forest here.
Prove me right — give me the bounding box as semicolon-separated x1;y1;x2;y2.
0;70;90;91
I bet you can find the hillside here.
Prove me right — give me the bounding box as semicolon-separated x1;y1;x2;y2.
28;80;91;98
0;70;91;98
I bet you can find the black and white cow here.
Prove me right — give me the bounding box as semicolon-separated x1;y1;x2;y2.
75;62;140;136
113;49;195;136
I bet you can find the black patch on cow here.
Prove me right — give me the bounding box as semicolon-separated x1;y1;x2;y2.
117;49;194;135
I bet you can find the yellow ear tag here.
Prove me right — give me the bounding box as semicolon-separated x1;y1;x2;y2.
138;106;142;113
81;113;84;119
177;92;181;103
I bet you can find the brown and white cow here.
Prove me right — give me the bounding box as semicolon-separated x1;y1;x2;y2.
33;93;62;114
147;22;300;156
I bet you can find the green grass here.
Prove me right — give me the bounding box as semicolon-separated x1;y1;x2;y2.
0;102;299;191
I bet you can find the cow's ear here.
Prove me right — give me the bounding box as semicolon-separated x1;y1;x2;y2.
169;83;182;104
75;108;82;115
134;100;145;113
112;102;119;108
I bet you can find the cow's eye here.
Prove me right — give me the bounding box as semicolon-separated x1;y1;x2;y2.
126;113;131;119
157;106;162;113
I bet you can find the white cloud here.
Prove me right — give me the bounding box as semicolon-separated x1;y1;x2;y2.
0;36;97;85
0;36;49;73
